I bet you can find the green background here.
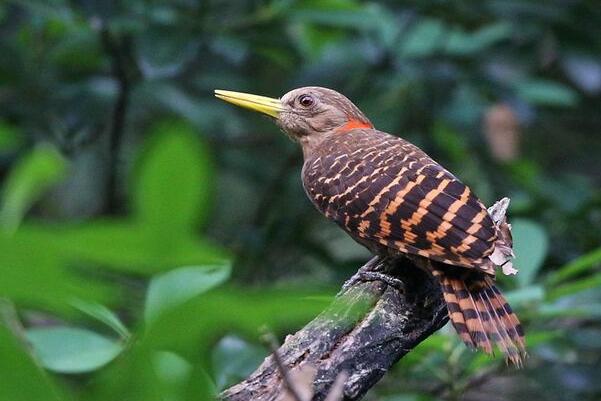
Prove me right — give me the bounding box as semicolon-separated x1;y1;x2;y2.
1;1;600;400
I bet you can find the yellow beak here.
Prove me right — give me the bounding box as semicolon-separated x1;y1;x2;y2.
214;89;283;118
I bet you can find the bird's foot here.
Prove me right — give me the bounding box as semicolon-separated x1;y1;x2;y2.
354;271;406;292
340;256;381;293
340;256;404;294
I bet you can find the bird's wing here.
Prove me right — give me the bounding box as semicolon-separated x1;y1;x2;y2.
312;136;498;273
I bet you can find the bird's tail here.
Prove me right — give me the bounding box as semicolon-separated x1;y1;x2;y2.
432;267;526;366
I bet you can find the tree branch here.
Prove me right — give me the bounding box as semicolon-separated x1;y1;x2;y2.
221;256;449;401
99;24;136;214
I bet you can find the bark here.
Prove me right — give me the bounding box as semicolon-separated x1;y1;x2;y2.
221;256;449;401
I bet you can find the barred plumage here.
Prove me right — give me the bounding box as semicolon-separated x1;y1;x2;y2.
216;86;527;365
433;268;525;365
302;129;525;364
302;130;498;272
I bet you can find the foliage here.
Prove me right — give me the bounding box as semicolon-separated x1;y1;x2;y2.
1;1;600;400
0;119;327;400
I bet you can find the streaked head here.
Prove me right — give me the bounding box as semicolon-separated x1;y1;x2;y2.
215;87;373;150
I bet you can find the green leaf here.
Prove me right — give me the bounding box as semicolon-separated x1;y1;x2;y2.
290;3;386;31
0;325;66;401
152;351;193;401
0;144;67;233
291;23;346;60
400;18;446;58
539;303;601;319
292;0;363;13
143;288;330;354
212;335;267;389
525;330;561;347
192;364;219;401
432;123;469;162
145;263;232;323
546;247;601;286
26;327;124;374
0;226;113;311
512;219;549;287
0;121;23;152
504;285;545;305
82;346;166;401
549;273;601;301
48;221;228;275
515;79;579;107
133;119;213;235
72;299;130;339
445;23;511;55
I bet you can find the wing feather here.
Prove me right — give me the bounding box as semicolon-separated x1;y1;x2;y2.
303;130;497;272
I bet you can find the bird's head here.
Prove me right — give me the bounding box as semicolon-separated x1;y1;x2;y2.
215;87;373;154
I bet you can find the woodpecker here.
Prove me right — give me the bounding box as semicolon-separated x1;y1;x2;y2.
215;87;526;366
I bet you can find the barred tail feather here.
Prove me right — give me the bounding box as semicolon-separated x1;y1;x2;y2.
434;269;526;366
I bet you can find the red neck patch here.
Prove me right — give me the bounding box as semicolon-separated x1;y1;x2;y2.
337;119;374;133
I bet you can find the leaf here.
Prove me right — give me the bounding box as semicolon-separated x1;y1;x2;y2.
399;18;446;58
82;346;166;401
133;119;213;236
72;299;130;339
514;79;579;107
0;325;66;401
504;285;545;305
538;303;601;319
525;330;561;347
540;174;594;212
143;288;330;354
432;123;469;162
290;24;346;60
48;221;228;275
152;351;193;401
445;23;512;55
546;247;601;286
0;120;22;152
26;327;124;374
189;363;219;401
511;219;549;287
147;84;208;126
290;3;388;31
0;226;113;311
548;273;601;301
0;144;67;233
144;263;231;323
212;335;267;389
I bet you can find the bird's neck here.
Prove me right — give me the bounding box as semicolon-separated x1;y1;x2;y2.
299;125;375;159
298;135;319;159
337;119;373;132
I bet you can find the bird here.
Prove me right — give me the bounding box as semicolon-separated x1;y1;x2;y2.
215;86;526;366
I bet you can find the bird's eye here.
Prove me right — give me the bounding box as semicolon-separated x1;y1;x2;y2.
298;94;314;107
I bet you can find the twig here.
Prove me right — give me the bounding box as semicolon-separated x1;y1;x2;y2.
98;22;136;214
262;331;305;401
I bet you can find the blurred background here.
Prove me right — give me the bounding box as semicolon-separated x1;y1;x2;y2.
1;1;601;400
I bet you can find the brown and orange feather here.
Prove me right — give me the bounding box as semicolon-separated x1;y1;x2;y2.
304;130;497;272
303;128;526;365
